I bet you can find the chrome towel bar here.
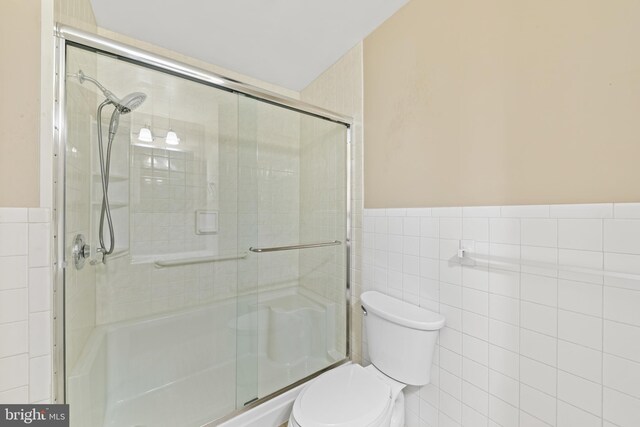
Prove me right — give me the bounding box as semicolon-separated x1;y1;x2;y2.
249;240;342;253
457;250;640;282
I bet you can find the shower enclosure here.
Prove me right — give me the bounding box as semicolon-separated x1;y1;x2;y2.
55;27;351;427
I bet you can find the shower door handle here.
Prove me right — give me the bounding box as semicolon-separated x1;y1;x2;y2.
249;240;342;253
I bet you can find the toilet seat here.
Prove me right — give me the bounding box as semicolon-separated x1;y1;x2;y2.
291;364;392;427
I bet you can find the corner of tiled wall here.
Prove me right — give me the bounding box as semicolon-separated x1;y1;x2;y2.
0;207;52;403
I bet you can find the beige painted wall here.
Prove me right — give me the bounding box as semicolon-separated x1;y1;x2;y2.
364;0;640;208
0;0;98;208
0;0;41;207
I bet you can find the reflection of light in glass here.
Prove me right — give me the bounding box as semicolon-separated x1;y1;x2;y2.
165;130;180;145
156;179;163;183
138;126;153;142
71;147;78;153
153;157;169;170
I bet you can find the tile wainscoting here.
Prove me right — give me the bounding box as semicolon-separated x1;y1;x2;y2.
362;203;640;427
0;207;52;403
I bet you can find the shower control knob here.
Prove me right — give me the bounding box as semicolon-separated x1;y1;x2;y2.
72;234;91;270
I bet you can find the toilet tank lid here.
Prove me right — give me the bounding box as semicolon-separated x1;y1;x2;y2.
361;291;445;330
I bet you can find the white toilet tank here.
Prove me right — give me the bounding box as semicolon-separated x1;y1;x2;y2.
361;291;445;386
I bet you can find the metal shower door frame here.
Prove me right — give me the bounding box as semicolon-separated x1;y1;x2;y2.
52;24;353;425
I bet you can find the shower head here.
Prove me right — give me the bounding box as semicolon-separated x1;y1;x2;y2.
116;92;147;114
76;70;146;114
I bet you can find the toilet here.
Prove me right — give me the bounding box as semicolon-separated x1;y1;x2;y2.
288;291;446;427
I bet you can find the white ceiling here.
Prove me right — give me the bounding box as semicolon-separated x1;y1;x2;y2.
89;0;408;91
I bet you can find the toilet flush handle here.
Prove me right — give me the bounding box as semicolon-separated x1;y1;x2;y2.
361;305;367;316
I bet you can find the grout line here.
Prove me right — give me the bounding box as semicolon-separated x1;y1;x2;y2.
460;217;466;425
556;398;604;424
26;222;31;403
601;218;605;427
0;384;29;395
0;352;30;363
436;216;442;421
602;384;640;403
488;216;499;426
0;318;29;327
556;218;560;427
487;394;519;426
437;405;461;426
518;240;522;427
460;402;488;424
602;348;640;365
520;406;555;427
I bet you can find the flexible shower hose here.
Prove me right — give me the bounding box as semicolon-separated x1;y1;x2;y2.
95;100;120;261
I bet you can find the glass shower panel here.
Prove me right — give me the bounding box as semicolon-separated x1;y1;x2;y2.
237;97;348;401
298;113;349;365
64;45;242;427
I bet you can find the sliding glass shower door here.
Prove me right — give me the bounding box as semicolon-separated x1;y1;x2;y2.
236;97;348;405
62;39;348;427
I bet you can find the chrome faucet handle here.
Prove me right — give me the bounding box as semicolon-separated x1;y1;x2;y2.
72;234;91;270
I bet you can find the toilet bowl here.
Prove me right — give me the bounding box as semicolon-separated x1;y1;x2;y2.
288;291;445;427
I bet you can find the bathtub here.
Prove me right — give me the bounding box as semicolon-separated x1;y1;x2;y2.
68;287;340;427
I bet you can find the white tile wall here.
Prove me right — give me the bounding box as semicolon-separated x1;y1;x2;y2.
362;203;640;427
93;82;304;325
0;208;52;403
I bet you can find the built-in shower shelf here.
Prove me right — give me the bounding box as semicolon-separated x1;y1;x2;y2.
131;251;248;267
91;201;128;208
92;173;128;182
